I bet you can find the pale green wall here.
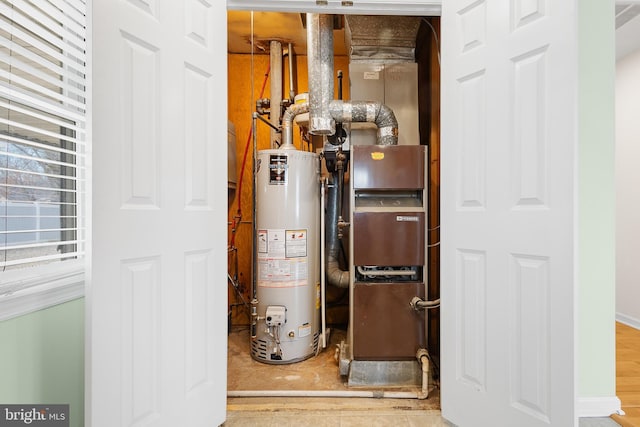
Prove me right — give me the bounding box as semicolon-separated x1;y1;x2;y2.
578;0;617;397
0;299;84;427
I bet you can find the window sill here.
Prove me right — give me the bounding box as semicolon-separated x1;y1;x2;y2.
0;262;85;321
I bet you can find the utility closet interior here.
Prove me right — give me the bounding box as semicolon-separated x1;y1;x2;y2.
226;11;441;401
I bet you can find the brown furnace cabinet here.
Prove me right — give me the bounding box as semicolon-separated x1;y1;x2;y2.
350;145;428;361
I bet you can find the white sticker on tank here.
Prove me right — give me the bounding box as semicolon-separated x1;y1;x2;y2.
266;229;286;258
257;257;308;288
285;229;307;258
299;323;311;338
257;230;268;253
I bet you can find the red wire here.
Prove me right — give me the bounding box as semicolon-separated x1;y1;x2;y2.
230;64;270;247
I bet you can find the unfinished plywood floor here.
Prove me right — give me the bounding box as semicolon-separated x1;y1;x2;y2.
226;325;441;414
224;326;628;426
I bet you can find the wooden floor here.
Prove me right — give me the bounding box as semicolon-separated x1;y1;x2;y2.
612;322;640;427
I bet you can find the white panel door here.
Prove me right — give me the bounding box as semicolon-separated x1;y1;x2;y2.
89;0;228;426
440;1;576;426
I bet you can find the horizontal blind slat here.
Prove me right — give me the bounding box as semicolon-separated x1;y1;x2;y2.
11;0;86;51
0;2;86;62
0;183;78;193
0;116;82;146
0;98;84;135
0;35;84;89
0;51;86;100
0;17;86;76
0;69;86;111
0;215;78;219
0;81;86;121
2;200;78;206
1;228;79;235
0;131;85;154
27;1;86;41
0;167;79;182
47;0;86;29
0;251;83;268
0;151;80;170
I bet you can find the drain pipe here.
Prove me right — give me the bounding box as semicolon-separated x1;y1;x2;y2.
416;349;430;399
228;389;425;399
228;348;429;400
228;347;430;401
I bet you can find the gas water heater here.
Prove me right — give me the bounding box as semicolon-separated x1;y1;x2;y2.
251;149;321;364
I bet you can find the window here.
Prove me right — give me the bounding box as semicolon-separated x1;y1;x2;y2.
0;0;87;319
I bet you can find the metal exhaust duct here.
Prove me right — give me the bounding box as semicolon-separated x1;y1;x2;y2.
306;13;399;144
306;13;335;135
344;15;421;63
269;41;283;148
329;101;398;146
305;13;399;289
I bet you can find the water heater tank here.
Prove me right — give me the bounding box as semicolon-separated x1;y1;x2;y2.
252;149;320;364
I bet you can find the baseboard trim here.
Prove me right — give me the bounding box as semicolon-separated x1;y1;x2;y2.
577;396;623;418
616;313;640;330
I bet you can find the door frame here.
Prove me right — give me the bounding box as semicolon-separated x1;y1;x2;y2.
221;0;616;421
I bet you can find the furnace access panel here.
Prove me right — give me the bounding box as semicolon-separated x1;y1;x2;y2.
350;145;428;360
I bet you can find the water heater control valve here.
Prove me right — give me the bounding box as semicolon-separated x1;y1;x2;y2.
265;306;287;326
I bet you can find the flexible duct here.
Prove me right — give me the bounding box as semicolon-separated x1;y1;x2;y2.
306;13;399;143
329;100;398;146
307;13;399;288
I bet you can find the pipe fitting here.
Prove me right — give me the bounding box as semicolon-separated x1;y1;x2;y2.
250;299;259;338
416;348;429;363
410;296;441;311
416;348;430;400
329;100;398;145
280;102;309;150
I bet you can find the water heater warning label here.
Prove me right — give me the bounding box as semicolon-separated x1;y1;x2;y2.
269;154;288;184
299;323;311;338
257;228;309;287
257;258;308;288
257;229;285;257
285;229;307;258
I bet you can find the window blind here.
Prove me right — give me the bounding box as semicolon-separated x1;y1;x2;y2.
0;0;86;272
